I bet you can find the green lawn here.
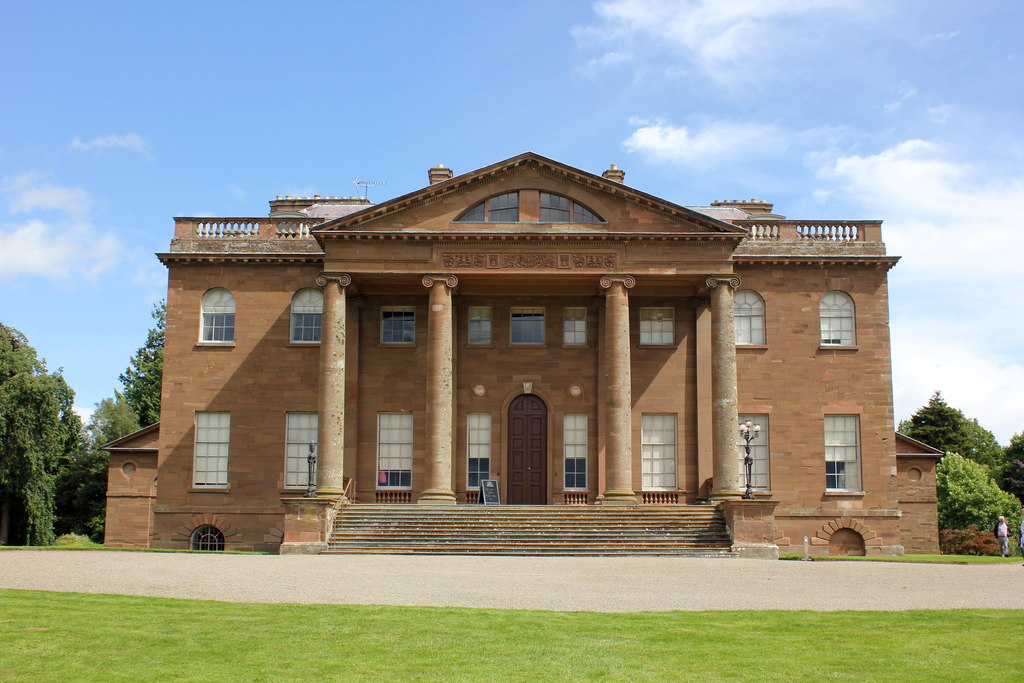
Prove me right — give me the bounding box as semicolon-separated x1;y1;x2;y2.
1;590;1022;682
780;553;1021;564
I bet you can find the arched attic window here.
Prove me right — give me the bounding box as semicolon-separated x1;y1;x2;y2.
455;191;604;224
201;288;235;343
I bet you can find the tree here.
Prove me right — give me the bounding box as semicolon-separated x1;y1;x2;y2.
55;396;140;541
0;323;80;545
1001;433;1024;502
899;392;1005;473
119;302;164;426
936;453;1021;533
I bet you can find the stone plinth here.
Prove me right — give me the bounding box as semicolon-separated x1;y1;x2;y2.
720;499;780;559
279;497;338;554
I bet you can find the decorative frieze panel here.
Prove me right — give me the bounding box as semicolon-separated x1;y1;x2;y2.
441;253;617;270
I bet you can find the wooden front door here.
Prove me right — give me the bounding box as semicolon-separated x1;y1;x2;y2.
507;394;547;504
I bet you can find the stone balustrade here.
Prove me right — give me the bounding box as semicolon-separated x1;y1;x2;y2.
174;217;321;240
739;220;882;243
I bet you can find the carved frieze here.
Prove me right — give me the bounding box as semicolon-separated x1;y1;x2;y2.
441;253;616;270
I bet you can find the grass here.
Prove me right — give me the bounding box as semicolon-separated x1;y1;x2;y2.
780;553;1021;564
0;544;269;555
1;590;1022;682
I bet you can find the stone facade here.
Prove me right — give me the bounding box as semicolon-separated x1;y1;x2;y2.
103;152;936;556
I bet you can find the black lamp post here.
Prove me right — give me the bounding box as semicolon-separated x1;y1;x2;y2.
305;441;318;498
738;420;761;500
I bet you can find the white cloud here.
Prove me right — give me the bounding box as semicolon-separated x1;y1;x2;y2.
0;218;121;282
926;104;952;124
820;140;1024;442
576;0;859;84
2;172;92;218
623;118;781;166
884;83;918;112
69;133;150;157
0;173;122;282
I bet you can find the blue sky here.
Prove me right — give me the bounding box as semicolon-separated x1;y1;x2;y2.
1;1;1022;442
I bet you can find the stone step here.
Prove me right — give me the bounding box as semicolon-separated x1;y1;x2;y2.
327;503;735;556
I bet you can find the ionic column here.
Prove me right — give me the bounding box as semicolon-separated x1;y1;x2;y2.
419;274;458;505
707;274;741;499
315;272;351;500
599;274;637;505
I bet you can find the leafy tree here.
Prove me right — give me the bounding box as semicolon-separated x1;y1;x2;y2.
1001;433;1024;502
55;396;140;541
936;453;1021;533
899;392;1005;473
0;323;80;545
119;302;164;426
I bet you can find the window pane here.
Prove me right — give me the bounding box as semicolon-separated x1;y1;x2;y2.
563;307;586;345
734;291;765;345
824;415;860;491
820;292;855;345
285;412;318;487
467;413;491;488
639;308;674;345
468;306;492;345
641;414;677;490
564;414;588;490
737;414;770;490
377;413;413;489
510;307;545;344
486;193;519;222
381;307;415;344
194;412;230;486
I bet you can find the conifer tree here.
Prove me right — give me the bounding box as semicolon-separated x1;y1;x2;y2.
119;302;164;426
899;392;1005;473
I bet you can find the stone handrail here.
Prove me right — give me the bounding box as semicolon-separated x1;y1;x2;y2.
739;220;882;243
174;217;322;239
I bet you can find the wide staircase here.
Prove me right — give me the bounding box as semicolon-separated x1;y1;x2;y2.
325;504;736;557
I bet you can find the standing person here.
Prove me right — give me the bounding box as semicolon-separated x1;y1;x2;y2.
1019;517;1024;557
994;516;1010;558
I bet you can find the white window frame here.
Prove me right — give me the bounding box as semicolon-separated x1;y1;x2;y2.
825;415;861;491
641;414;677;490
737;414;770;491
193;412;230;487
468;306;493;345
510;307;545;345
284;412;318;488
563;414;588;490
820;291;856;346
734;290;765;345
290;289;323;344
639;307;674;345
381;306;416;344
201;288;235;343
377;412;413;489
563;307;587;346
467;413;491;489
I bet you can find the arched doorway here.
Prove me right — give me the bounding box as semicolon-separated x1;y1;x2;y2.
507;394;547;504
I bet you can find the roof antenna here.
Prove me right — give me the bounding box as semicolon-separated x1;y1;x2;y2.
353;175;386;201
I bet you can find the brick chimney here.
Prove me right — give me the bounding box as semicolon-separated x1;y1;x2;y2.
428;164;454;185
602;164;625;183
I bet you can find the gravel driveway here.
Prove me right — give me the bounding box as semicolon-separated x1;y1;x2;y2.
2;550;1022;612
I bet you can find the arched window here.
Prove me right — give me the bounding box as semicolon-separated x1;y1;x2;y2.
734;290;765;345
190;525;225;551
539;193;602;223
456;192;519;222
819;291;855;346
290;289;323;343
201;289;235;342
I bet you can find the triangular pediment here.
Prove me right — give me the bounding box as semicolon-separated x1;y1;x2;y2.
102;423;160;451
895;432;943;457
313;152;743;242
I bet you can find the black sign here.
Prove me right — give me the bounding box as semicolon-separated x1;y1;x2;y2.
479;479;500;505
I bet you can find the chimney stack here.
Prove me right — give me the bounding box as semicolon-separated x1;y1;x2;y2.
428;164;454;185
602;163;625;184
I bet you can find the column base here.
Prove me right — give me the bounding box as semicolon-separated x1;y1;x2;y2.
314;490;349;505
417;489;458;505
599;489;638;505
708;489;744;502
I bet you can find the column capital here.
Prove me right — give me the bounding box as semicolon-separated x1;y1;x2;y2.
705;274;741;290
316;272;352;287
599;274;637;290
421;273;459;289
